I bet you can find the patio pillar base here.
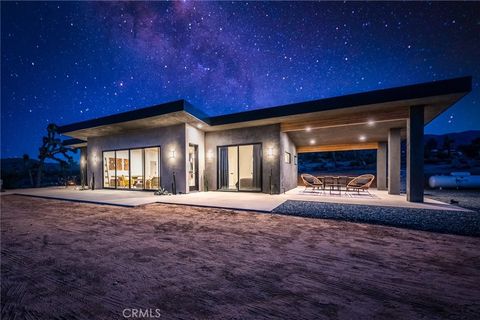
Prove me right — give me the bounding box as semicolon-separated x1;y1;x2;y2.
376;142;387;190
388;128;401;195
407;106;424;203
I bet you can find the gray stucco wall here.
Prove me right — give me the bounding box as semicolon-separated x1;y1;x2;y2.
204;124;281;194
280;132;298;192
86;123;187;193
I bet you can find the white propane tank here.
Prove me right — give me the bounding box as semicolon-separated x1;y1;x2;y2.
429;172;480;189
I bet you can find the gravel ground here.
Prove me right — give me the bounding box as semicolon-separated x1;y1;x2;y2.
272;200;480;237
425;189;480;213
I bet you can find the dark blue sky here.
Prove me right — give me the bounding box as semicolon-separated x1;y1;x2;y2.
2;1;479;158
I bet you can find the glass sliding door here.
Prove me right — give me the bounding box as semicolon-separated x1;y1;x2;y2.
115;150;130;189
218;146;238;190
218;144;261;191
130;149;143;189
101;146;160;190
239;144;262;191
145;147;160;190
103;151;116;188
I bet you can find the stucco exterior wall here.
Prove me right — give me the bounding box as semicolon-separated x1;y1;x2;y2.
204;124;281;194
185;124;205;192
86;124;187;194
280;132;298;192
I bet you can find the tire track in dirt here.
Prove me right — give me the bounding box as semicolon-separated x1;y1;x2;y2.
1;248;145;318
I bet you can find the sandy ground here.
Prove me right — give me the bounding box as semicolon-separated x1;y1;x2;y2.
1;195;480;320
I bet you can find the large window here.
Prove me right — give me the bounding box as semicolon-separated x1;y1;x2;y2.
218;143;262;192
130;149;143;189
103;151;116;188
145;147;160;190
116;150;129;189
102;146;160;190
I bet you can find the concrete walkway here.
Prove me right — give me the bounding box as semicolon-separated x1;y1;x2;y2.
3;186;469;212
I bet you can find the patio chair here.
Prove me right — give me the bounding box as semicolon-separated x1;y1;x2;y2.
300;174;324;193
346;174;375;194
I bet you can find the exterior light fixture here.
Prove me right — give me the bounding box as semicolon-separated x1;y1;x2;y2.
367;120;375;127
267;147;274;157
197;123;203;129
309;139;316;145
170;150;176;159
359;135;366;142
81;157;86;167
305;126;311;132
206;150;213;161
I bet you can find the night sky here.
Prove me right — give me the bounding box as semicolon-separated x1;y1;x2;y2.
2;1;480;159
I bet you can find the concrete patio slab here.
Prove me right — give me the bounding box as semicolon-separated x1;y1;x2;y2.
4;186;470;212
8;187;160;207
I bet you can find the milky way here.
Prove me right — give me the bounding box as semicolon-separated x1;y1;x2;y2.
1;1;479;158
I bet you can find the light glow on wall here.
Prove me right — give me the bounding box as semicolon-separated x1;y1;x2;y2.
206;150;214;161
267;147;274;157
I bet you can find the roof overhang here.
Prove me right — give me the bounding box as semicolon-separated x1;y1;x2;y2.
58;100;209;140
57;76;472;146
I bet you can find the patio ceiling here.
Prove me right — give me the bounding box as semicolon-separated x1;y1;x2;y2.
284;92;465;152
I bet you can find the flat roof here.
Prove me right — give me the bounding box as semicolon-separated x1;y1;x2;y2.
58;76;472;141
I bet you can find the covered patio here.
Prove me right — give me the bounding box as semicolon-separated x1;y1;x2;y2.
282;77;471;203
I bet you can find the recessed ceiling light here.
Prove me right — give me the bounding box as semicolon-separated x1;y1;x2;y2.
310;139;316;145
305;126;311;132
359;135;366;142
367;120;375;127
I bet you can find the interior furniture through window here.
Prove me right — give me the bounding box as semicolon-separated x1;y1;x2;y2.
102;146;160;190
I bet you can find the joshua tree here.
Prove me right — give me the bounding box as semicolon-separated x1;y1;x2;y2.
36;123;76;187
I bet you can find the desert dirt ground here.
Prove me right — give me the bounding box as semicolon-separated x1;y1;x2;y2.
1;195;480;320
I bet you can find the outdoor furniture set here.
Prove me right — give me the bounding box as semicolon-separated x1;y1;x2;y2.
300;173;375;195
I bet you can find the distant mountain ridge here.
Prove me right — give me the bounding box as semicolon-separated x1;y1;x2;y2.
424;130;480;147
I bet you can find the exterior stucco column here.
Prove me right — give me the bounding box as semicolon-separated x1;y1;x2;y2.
407;106;424;202
388;128;401;195
376;142;387;190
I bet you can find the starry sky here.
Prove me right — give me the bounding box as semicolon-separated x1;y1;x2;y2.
2;1;480;159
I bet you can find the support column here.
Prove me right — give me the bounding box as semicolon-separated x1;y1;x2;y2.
407;106;424;202
388;128;401;195
376;142;387;190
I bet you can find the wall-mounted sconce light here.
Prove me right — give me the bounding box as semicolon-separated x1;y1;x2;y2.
170;149;176;159
206;150;213;162
81;157;86;167
309;139;316;145
359;135;366;142
267;147;274;158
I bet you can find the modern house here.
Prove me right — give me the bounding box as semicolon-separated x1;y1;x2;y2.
59;76;472;203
